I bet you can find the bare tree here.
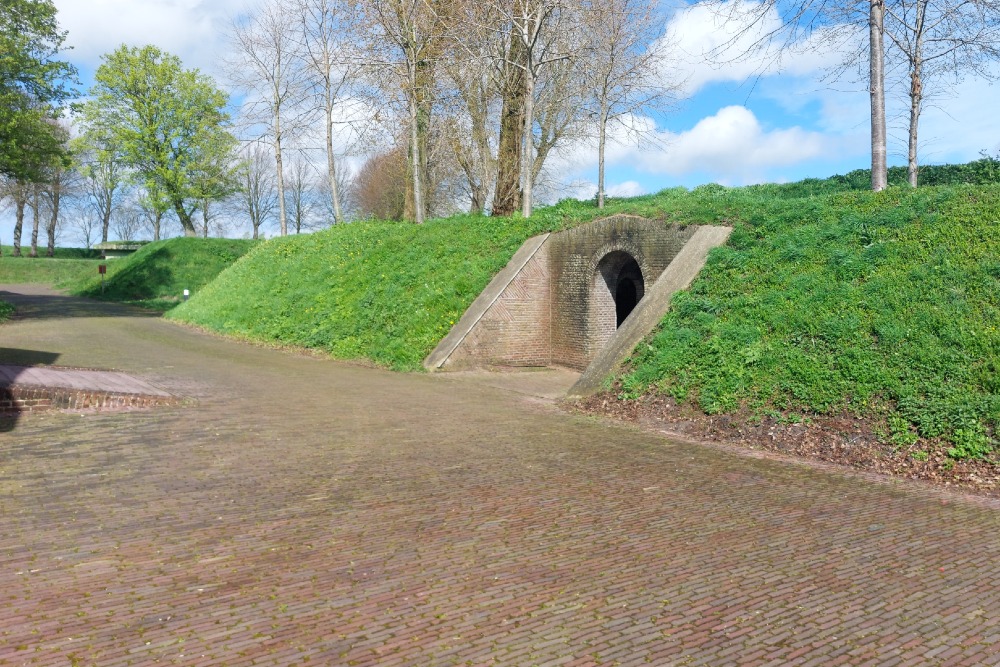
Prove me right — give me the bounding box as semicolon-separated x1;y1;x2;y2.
112;205;145;242
709;0;891;190
285;156;317;233
883;0;1000;186
229;2;309;236
74;139;126;244
69;204;102;249
529;49;587;187
583;0;679;208
440;48;500;213
236;142;279;240
295;0;363;223
478;0;579;217
351;146;407;220
363;0;451;223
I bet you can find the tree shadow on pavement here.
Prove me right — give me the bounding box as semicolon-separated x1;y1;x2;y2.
0;350;61;433
0;290;162;320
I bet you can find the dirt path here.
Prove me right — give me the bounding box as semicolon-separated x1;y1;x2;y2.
1;285;999;666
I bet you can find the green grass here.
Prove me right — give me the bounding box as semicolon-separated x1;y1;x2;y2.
70;237;257;310
169;215;559;369
0;245;103;259
618;184;1000;460
0;300;14;322
0;255;103;285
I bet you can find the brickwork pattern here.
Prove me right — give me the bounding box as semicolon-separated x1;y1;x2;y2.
0;385;179;415
3;286;1000;667
549;218;696;370
443;217;697;372
444;244;552;368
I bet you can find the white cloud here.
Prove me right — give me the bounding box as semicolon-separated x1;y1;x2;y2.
54;0;247;77
550;106;835;187
658;0;859;98
638;106;829;182
607;181;648;197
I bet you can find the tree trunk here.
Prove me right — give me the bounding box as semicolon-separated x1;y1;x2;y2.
202;198;210;238
906;2;927;188
153;211;162;241
12;189;24;257
325;96;343;223
493;37;526;217
521;61;536;218
46;185;60;257
174;200;197;237
598;100;609;209
907;63;922;188
29;186;40;258
274;113;288;235
869;0;888;192
101;207;111;243
407;56;425;225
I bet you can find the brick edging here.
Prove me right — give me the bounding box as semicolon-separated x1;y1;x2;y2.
0;384;181;414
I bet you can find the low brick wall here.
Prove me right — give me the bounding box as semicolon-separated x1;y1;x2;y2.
0;385;180;415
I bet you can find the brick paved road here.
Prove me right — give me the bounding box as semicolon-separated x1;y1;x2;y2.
1;285;999;667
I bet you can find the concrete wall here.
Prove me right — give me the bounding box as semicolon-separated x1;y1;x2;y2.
424;216;702;372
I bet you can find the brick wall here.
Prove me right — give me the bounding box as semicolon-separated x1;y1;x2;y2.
0;385;180;415
440;216;699;371
443;243;552;368
549;217;697;370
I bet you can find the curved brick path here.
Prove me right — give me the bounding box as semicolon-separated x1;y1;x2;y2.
1;284;999;666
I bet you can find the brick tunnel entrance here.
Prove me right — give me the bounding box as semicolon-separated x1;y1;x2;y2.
425;216;703;372
596;250;646;336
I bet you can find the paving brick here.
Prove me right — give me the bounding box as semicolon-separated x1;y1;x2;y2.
2;284;1000;667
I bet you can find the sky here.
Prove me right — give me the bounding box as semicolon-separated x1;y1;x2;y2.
4;0;1000;243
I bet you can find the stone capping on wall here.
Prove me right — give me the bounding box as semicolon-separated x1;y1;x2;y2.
424;233;551;370
567;225;733;397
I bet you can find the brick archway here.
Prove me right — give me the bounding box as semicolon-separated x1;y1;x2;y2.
593;250;646;352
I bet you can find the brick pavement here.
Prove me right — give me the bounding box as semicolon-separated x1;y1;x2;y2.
1;285;999;666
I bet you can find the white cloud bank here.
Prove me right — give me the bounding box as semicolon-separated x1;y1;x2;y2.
551;106;836;189
54;0;247;76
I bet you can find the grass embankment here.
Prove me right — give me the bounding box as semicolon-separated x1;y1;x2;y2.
0;255;102;286
71;237;256;311
618;183;1000;461
169;215;559;369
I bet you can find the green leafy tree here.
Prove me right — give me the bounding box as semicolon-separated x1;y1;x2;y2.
81;45;237;237
0;0;77;181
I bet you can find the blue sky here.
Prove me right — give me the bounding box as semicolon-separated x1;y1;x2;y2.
3;0;999;243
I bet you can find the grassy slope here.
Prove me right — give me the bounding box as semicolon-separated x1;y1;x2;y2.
171;160;1000;458
619;184;1000;459
170;215;557;369
71;237;257;310
0;256;102;285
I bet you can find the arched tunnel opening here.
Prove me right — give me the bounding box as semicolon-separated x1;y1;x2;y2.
616;274;639;326
597;251;645;330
